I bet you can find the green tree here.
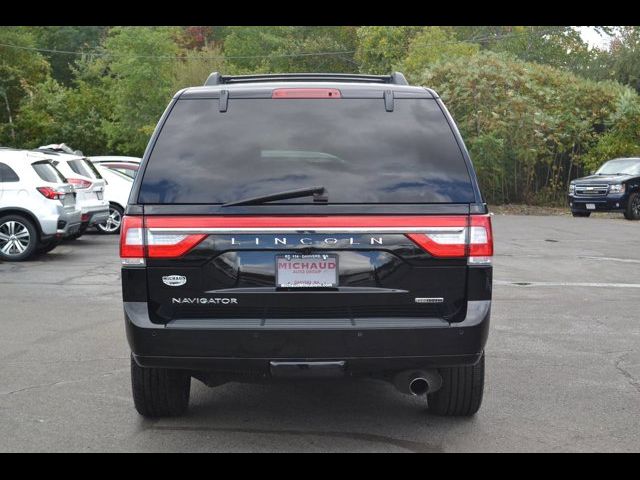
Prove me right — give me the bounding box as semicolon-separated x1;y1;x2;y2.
401;27;479;83
13;69;112;155
29;26;108;86
355;26;422;74
172;44;226;90
422;51;623;204
12;78;68;148
99;26;180;155
452;26;598;75
583;88;640;171
223;26;357;74
601;27;640;91
0;27;50;144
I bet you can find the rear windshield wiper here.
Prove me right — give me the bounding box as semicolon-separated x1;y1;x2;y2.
221;186;328;207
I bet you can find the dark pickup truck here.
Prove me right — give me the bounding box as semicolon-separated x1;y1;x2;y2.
568;157;640;220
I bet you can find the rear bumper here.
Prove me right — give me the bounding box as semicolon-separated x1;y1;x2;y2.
568;194;629;212
79;207;109;228
40;206;82;242
125;300;491;374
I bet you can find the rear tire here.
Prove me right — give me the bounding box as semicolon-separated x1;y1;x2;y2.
0;215;38;261
131;355;191;418
427;353;485;417
624;193;640;220
572;211;591;217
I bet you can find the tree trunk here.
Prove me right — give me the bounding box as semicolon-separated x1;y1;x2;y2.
1;90;16;142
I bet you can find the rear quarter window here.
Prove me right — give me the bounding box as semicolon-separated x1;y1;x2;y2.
139;97;476;204
0;163;20;182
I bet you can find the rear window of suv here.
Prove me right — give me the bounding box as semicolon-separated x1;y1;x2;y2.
138;97;475;204
32;161;67;183
68;159;103;180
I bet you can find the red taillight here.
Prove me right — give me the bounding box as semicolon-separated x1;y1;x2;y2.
120;216;144;259
37;186;65;200
272;88;341;99
405;232;466;257
146;232;208;258
469;215;493;257
120;215;206;260
67;178;92;189
406;215;493;259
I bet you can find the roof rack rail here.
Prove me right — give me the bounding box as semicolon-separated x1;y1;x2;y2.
204;72;409;86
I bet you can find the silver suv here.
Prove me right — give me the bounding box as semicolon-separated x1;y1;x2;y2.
35;149;109;238
0;148;82;261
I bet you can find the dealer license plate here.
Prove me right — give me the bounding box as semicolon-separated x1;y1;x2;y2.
276;254;338;288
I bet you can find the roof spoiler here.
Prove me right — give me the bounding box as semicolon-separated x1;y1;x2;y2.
204;72;409;86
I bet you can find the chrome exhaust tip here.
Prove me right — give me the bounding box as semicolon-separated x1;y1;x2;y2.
409;376;430;396
394;370;442;396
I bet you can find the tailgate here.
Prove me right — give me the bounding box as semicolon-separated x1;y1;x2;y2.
133;215;493;325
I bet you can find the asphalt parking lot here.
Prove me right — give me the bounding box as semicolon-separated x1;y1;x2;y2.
0;214;638;452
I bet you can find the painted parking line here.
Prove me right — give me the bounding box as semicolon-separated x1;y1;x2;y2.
495;280;640;288
578;256;640;264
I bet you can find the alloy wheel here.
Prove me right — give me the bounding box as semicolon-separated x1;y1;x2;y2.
98;207;122;233
0;220;31;256
633;195;640;217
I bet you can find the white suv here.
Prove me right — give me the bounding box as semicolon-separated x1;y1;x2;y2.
89;156;140;234
93;165;134;234
36;149;109;238
0;148;82;261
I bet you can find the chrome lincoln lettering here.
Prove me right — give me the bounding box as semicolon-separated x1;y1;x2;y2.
172;297;238;304
225;236;384;246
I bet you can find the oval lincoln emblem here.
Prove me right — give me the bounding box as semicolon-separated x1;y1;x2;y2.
162;275;187;287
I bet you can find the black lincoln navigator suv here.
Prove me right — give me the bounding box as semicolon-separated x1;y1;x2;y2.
121;72;493;418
